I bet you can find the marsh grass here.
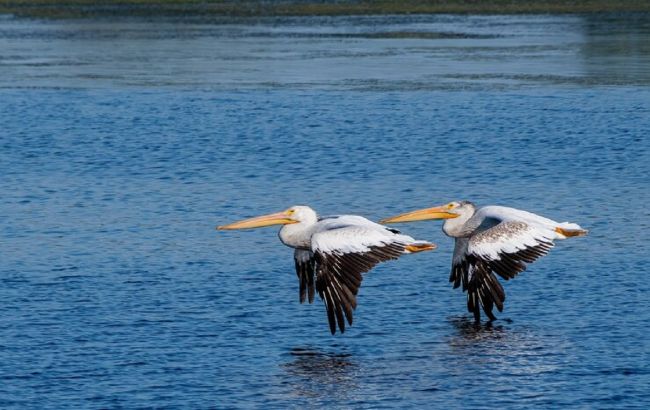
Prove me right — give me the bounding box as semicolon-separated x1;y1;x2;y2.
1;0;649;19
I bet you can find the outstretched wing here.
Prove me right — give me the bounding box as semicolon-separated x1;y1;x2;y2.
310;217;423;334
452;220;557;321
293;249;316;304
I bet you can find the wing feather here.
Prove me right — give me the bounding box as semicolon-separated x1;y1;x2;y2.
452;219;557;321
311;218;430;334
293;249;315;304
322;287;337;335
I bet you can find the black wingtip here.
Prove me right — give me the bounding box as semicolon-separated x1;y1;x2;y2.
334;302;346;334
328;316;336;335
322;290;338;335
472;306;481;322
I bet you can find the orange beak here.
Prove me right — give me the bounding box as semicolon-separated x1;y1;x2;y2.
380;205;459;224
217;210;298;230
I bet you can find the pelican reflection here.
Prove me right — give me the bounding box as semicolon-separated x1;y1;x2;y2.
281;346;359;399
446;316;565;378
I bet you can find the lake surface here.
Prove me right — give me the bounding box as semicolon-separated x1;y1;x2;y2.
1;13;649;409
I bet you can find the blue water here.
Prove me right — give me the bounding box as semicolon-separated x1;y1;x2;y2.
1;13;650;409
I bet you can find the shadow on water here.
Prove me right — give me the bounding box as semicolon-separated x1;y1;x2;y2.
280;346;359;400
446;315;517;346
445;316;567;379
447;315;532;353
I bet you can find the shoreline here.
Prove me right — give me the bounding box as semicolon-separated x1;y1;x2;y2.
1;1;650;19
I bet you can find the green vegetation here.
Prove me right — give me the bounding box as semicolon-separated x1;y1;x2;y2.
1;0;649;19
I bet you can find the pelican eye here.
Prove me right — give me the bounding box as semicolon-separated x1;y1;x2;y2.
286;209;295;215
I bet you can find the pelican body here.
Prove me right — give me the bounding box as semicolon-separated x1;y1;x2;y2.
218;205;435;334
382;201;587;321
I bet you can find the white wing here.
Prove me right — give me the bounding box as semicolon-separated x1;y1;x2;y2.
313;215;420;254
453;206;571;321
310;215;433;334
469;205;587;277
449;206;586;321
469;220;557;262
478;206;586;238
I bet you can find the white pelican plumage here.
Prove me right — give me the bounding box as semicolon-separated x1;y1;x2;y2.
381;201;587;322
218;205;436;334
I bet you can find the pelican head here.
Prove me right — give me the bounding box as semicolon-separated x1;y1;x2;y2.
381;201;476;224
217;205;317;230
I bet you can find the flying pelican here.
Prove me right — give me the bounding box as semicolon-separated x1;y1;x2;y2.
381;201;587;322
217;205;436;334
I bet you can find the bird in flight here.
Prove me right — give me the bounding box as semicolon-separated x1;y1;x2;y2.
382;201;587;321
218;205;435;334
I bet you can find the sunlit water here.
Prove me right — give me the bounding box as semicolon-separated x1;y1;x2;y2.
1;13;649;408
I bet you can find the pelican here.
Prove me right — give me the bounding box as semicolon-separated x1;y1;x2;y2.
217;205;436;334
381;201;587;321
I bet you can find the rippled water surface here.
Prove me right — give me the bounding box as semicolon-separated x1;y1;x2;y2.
1;13;649;408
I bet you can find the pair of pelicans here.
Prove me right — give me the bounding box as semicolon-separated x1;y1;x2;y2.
218;201;587;334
